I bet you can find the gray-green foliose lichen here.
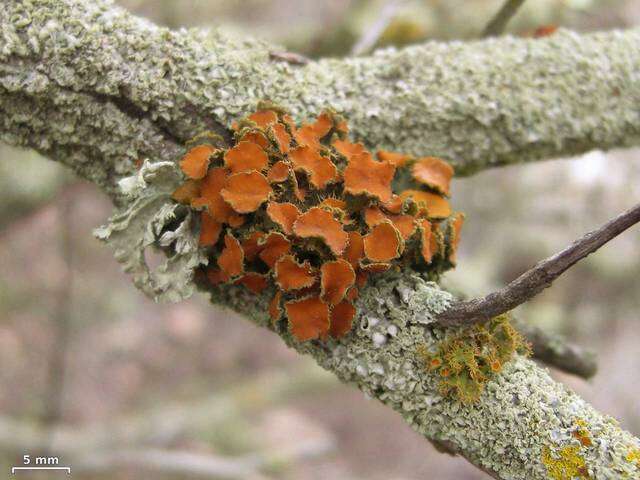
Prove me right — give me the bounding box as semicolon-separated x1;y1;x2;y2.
2;0;640;196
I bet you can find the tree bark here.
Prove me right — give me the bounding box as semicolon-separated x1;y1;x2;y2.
1;1;639;479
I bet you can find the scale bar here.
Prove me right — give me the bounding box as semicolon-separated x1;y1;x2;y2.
12;466;71;474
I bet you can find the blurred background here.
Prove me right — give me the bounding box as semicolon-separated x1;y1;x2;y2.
1;0;639;478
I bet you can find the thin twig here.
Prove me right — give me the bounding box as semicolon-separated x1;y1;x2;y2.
482;0;527;37
512;317;597;379
351;0;405;56
438;202;640;327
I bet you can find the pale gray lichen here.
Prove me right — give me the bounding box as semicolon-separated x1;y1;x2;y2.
94;160;207;302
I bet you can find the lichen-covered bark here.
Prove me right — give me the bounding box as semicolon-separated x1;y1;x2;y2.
2;0;640;191
1;1;640;479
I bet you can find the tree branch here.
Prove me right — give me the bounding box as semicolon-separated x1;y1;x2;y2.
1;0;639;190
438;202;640;326
482;0;527;37
1;2;639;479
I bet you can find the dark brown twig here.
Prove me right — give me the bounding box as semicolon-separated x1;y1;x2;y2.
482;0;527;37
438;202;640;327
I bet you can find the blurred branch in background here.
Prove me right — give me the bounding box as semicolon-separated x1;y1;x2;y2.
439;202;640;326
482;0;527;37
512;317;598;379
350;0;406;56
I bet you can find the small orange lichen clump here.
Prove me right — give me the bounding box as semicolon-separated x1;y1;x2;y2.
173;105;465;342
418;314;530;403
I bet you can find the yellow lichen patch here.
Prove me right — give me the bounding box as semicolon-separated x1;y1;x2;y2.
180;144;216;179
626;448;640;468
266;202;302;235
285;296;330;342
259;232;291;268
341;231;364;268
239;131;270;149
542;446;591;480
221;171;272;213
248;109;278;128
293;207;349;256
217;233;244;278
364;221;403;262
330;300;356;339
377;150;411;168
199;211;222;247
344;152;395;203
275;255;317;291
267;160;291;183
333;138;365;160
172;179;201;205
412;157;454;196
235;273;268;294
419;314;530;404
400;189;451;219
224;141;269;173
289;146;338;189
321;259;355;305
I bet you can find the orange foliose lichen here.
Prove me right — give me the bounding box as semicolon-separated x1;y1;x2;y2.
172;106;465;343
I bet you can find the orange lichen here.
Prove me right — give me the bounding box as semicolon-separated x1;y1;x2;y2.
235;273;268;294
412;157;454;196
239;131;270;149
330;300;356;339
344;152;395;203
285;296;330;342
224;141;269;173
364;222;403;262
269;291;283;323
241;231;265;261
342;231;364;268
266;202;302;235
321;259;355;305
199;211;222;247
248;109;278;128
448;213;465;263
271;123;291;154
572;420;593;448
419;219;434;263
221;171;272;213
400;189;451;219
293;207;349;256
172;106;464;343
207;267;230;285
217;233;244;277
180;144;216;179
377;150;411;168
275;255;317;291
172;179;201;204
267;160;291;183
192;167;235;223
289;146;338;189
333;139;365;160
259;232;291;268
